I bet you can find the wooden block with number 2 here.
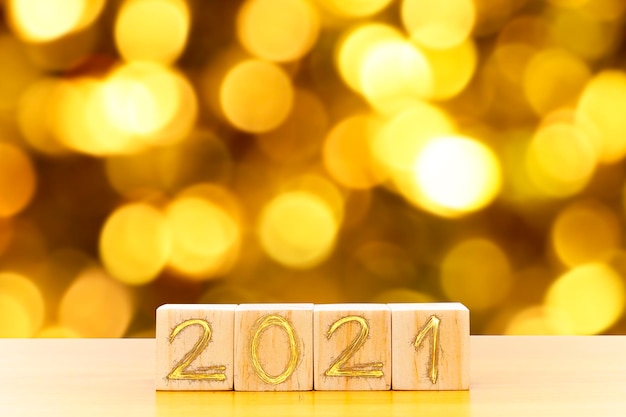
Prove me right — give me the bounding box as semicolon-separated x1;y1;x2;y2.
314;304;391;390
156;304;237;391
390;303;469;390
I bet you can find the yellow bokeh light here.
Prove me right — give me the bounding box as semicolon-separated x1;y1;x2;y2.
504;306;573;335
413;135;502;217
258;191;338;269
59;268;134;337
0;143;37;218
103;62;191;143
323;114;384;189
166;195;240;279
37;326;82;338
220;59;294;133
526;122;597;198
237;0;319;62
115;0;190;64
423;39;478;101
18;77;69;155
577;70;626;164
545;263;625;334
373;102;454;187
8;0;97;42
0;35;41;111
336;23;404;93
551;200;621;267
100;203;171;285
52;78;137;156
401;0;476;50
256;89;328;163
441;238;512;311
441;238;513;311
550;9;619;62
360;39;434;114
0;294;32;337
0;272;45;336
523;49;591;116
316;0;394;18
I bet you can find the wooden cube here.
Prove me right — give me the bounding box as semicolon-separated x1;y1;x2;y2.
314;304;391;390
156;304;237;391
389;303;469;390
234;304;313;391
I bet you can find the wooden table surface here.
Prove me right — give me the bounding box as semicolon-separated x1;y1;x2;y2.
1;336;625;416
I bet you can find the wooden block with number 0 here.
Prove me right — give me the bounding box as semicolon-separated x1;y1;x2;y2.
314;304;391;390
390;303;469;390
156;304;237;391
234;304;313;391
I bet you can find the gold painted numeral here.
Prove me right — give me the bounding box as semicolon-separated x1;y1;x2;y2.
324;315;384;378
250;314;299;385
414;315;441;384
167;318;226;381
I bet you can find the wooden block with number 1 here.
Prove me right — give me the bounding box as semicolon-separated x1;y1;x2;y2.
390;302;469;390
156;304;237;391
314;304;391;390
234;304;313;391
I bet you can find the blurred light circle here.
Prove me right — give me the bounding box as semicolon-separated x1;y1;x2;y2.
545;263;625;334
220;59;294;133
413;135;502;217
115;0;190;64
317;0;394;18
551;200;621;267
360;39;434;114
577;70;626;163
0;272;45;336
323;114;384;189
237;0;319;62
258;191;338;269
401;0;476;50
336;23;404;93
0;294;32;337
441;238;512;311
59;268;134;337
8;0;105;43
166;196;240;279
0;143;37;218
100;203;171;285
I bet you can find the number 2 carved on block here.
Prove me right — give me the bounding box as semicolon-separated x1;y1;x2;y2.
167;318;227;381
413;315;441;384
324;315;384;378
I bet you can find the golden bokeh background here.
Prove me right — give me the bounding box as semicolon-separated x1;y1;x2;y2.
0;0;626;337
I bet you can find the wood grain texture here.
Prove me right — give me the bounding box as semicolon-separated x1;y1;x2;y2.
234;303;313;391
314;304;391;390
3;337;626;416
156;304;236;391
389;302;469;390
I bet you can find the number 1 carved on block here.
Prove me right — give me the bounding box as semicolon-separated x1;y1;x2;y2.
167;318;227;381
413;315;441;384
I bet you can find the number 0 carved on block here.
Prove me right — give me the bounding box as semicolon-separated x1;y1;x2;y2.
250;314;300;385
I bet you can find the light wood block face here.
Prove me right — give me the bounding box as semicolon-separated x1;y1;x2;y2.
234;304;313;391
314;304;391;390
156;304;237;391
390;303;469;390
